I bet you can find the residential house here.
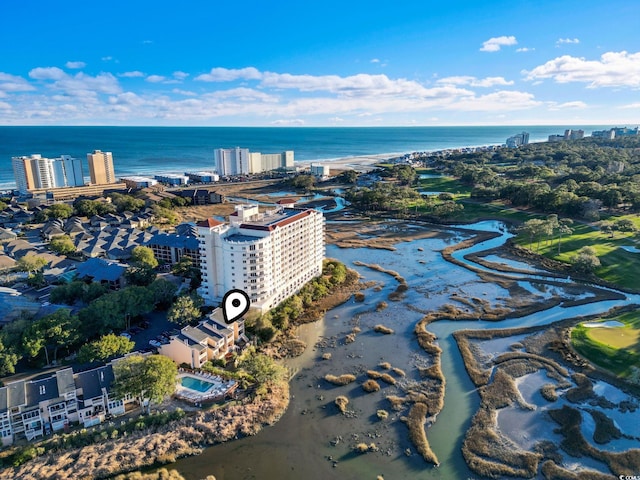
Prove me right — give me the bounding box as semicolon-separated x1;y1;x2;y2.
0;368;78;446
73;257;127;290
0;363;137;446
159;309;246;369
145;223;200;267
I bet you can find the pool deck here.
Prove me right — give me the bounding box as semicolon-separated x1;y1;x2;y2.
175;369;238;404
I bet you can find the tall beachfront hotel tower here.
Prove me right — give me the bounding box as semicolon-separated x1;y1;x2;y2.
12;154;84;194
196;204;325;313
214;147;251;176
87;150;116;185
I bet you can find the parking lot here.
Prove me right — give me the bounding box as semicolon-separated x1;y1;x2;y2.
124;310;180;353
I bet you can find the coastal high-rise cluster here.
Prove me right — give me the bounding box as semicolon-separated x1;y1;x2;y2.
214;148;294;176
505;132;530;148
12;150;117;194
12;154;84;194
196;204;325;313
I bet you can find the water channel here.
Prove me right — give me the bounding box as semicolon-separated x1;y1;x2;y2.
168;221;639;479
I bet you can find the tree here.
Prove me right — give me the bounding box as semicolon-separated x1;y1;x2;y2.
148;278;178;309
22;309;80;365
46;203;73;220
74;199;116;217
108;193;145;213
338;170;358;184
49;235;76;255
77;334;135;363
0;335;20;376
572;246;601;274
112;354;177;412
239;352;285;387
130;246;158;269
15;254;48;275
167;294;203;325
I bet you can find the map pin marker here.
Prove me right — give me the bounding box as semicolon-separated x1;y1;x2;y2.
222;289;250;324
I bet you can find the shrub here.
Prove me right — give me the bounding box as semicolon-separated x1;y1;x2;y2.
335;396;349;413
363;379;381;392
354;292;365;302
377;409;389;420
374;324;394;334
376;301;388;311
325;373;357;386
322;353;332;360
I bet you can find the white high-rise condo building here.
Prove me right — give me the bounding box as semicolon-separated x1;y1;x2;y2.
215;148;294;175
87;150;116;185
197;204;325;313
12;154;84;194
214;148;251;176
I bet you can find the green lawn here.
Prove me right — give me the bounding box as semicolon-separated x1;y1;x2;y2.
514;220;640;291
572;311;640;377
417;175;473;195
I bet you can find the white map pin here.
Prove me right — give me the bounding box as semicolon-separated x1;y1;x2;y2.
222;289;250;324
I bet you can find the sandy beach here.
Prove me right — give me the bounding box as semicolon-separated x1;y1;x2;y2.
295;152;402;172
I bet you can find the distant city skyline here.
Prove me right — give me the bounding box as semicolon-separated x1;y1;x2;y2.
0;0;638;126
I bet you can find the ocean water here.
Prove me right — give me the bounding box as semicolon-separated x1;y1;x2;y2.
0;125;613;190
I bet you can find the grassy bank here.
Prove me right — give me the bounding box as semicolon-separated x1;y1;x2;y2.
571;311;640;378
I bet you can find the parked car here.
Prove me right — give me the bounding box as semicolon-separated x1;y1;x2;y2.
120;332;132;339
149;339;162;348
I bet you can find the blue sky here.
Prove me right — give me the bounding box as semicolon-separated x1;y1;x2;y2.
0;0;638;126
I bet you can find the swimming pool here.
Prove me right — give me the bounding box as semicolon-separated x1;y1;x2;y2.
180;376;216;393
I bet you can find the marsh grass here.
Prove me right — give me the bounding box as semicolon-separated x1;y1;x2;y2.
540;384;558;402
376;301;388;311
321;353;332;360
354;292;366;302
335;396;349;413
325;374;357;386
402;403;439;465
565;373;594;403
376;409;389;420
363;379;381;393
587;409;622;444
378;362;391;370
391;367;406;377
386;395;408;411
345;333;356;344
373;324;394;334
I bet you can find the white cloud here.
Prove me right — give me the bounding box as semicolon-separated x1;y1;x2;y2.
29;67;122;97
66;61;86;69
195;67;262;82
173;71;189;80
437;76;514;87
449;90;541;111
172;88;197;96
480;36;517;52
524;51;640;88
329;117;344;123
0;101;11;110
370;58;380;63
29;67;67;81
101;56;113;62
557;38;580;45
206;87;277;102
0;72;36;93
120;71;145;78
548;101;588;110
620;102;640;109
270;119;306;125
516;47;534;53
146;75;166;83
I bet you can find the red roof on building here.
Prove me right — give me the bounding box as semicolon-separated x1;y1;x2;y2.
196;218;225;228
